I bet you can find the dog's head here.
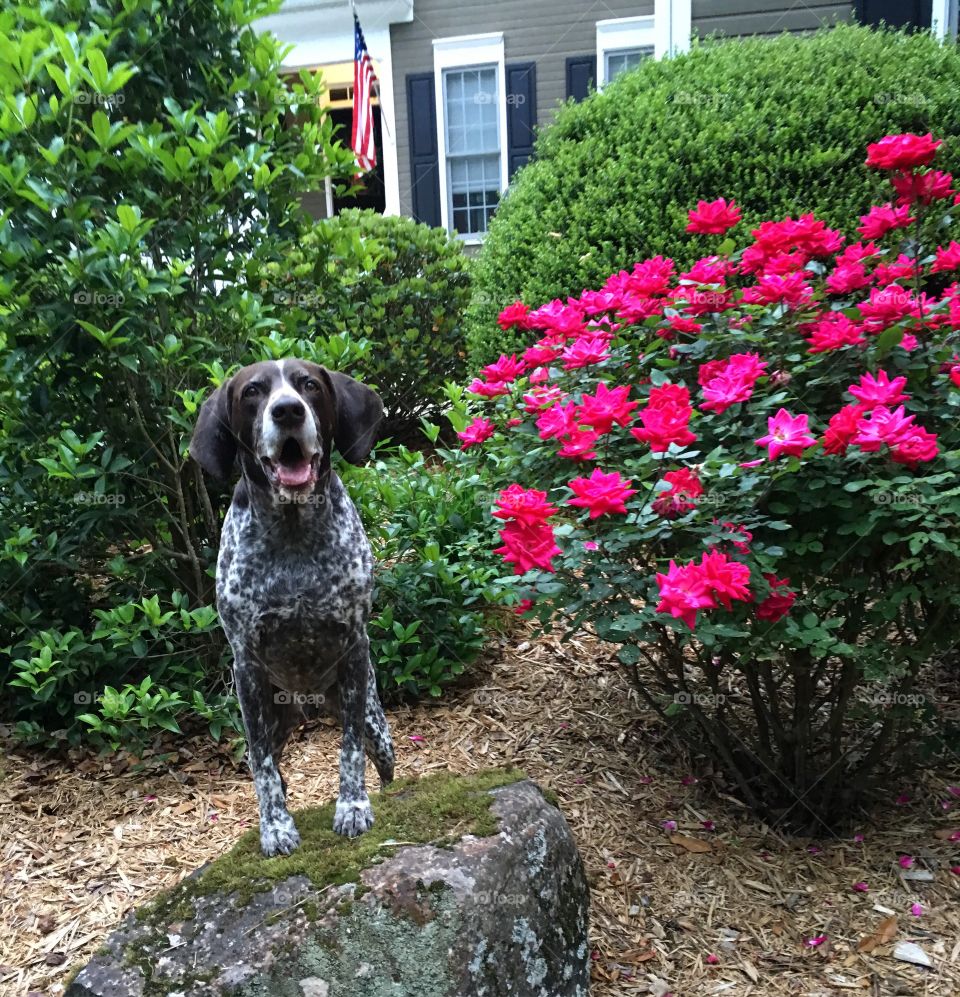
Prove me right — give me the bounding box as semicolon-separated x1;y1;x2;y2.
190;360;382;498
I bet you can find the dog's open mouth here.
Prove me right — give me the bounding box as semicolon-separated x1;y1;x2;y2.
261;438;319;489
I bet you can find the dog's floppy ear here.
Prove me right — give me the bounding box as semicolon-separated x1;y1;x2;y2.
324;369;383;465
190;380;236;480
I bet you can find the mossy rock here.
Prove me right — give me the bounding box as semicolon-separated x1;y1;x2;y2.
67;770;590;997
141;767;526;921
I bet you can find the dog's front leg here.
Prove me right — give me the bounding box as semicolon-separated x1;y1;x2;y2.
332;635;374;837
234;650;301;856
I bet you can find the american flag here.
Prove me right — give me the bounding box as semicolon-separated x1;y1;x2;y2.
351;12;377;173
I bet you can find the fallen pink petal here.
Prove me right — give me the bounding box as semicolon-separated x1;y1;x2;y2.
408;734;426;744
805;935;828;947
662;819;678;832
910;902;924;917
898;855;914;869
852;881;869;892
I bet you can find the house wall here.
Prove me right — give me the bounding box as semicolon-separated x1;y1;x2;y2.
391;0;853;220
692;0;851;37
391;0;654;219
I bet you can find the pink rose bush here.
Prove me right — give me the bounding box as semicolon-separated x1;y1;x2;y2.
449;135;960;824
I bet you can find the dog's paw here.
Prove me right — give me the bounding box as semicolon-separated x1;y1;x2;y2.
260;814;301;856
333;797;374;838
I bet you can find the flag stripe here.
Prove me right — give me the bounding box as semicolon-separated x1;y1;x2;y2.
352;15;377;173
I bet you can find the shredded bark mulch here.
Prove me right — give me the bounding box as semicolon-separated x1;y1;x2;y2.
2;625;959;995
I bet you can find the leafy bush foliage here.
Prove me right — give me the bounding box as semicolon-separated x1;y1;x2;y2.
344;439;504;699
466;24;960;365
273;209;472;440
453;133;960;827
0;1;492;750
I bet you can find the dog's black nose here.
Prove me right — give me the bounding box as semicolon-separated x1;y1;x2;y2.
271;399;306;426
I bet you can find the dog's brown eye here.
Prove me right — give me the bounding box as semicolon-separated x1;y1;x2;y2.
303;378;320;392
243;384;260;399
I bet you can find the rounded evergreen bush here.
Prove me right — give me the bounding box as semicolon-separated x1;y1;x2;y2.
276;209;472;440
466;23;960;364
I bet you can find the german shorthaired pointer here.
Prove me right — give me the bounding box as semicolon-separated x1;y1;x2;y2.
190;359;395;856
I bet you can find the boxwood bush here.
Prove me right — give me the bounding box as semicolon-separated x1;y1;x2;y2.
269;209;471;441
466;23;960;364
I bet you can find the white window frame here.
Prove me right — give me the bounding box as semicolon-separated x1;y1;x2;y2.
432;32;508;243
932;0;959;39
596;1;691;89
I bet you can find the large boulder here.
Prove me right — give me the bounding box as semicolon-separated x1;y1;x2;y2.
66;769;590;997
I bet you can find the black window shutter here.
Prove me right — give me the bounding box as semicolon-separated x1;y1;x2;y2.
505;62;537;178
566;55;596;103
854;0;931;29
406;72;441;228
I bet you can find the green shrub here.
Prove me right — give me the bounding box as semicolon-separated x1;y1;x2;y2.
466;23;960;364
343;437;505;699
270;209;472;440
0;0;356;748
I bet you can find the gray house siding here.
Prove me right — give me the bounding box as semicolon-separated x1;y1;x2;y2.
391;0;653;219
693;1;852;37
392;0;854;221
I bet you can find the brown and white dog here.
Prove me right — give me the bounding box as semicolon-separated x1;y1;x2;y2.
190;359;395;856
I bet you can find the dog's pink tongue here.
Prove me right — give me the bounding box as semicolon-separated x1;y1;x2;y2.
277;459;312;487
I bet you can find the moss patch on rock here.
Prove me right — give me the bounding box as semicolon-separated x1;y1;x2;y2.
139;767;526;923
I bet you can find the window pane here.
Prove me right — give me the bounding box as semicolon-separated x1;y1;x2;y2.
443;65;501;236
448;152;500;236
605;47;652;81
444;66;499;155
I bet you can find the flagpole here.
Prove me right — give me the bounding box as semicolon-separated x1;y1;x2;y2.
375;78;391;143
355;1;390;144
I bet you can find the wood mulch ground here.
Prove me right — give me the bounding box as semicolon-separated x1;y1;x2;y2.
2;625;959;996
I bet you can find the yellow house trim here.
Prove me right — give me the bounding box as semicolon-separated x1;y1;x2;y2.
287;61;381;110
